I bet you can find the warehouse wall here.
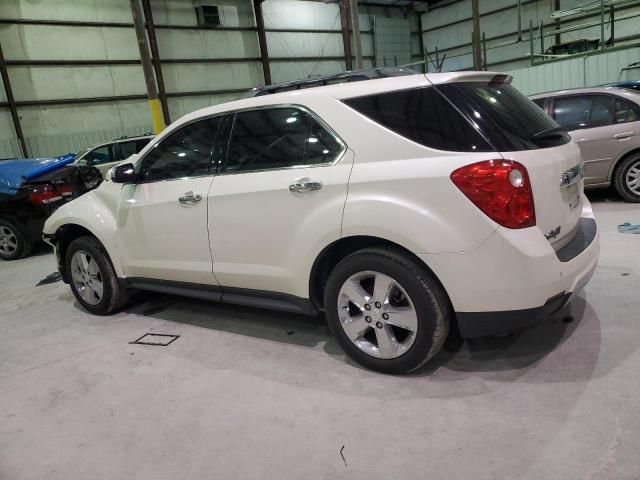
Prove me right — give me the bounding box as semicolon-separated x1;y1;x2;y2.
420;0;640;72
510;47;640;95
0;0;416;158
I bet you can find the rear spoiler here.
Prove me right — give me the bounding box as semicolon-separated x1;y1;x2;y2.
426;72;513;85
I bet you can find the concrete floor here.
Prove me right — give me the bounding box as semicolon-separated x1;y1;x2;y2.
1;191;639;480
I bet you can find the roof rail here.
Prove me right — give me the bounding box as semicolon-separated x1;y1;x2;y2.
245;67;418;97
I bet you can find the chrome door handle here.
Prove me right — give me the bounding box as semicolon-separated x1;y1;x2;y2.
613;132;634;140
289;181;323;193
178;191;202;205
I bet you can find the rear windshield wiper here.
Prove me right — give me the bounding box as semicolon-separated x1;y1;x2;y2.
531;126;567;141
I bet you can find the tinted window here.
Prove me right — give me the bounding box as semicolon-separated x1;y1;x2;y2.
532;98;546;110
553;95;613;130
614;97;640;124
138;117;222;182
225;108;343;173
135;138;152;152
344;87;491;152
438;83;567;150
84;145;113;165
116;141;139;161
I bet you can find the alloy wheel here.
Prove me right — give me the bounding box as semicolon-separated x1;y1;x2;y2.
337;270;418;359
625;160;640;196
70;250;104;305
0;225;18;256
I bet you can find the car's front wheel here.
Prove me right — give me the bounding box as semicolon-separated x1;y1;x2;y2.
66;236;129;314
614;152;640;202
324;247;450;374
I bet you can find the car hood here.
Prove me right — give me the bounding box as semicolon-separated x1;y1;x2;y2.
0;153;76;195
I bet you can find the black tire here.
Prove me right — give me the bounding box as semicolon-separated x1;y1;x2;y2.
66;236;129;314
613;152;640;203
324;247;451;374
0;218;33;260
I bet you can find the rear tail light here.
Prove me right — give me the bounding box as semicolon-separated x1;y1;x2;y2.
450;159;536;229
27;184;64;206
56;184;74;197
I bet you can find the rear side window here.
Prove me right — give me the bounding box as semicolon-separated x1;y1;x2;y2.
344;87;492;152
614;97;640;124
115;141;139;161
224;107;344;173
438;82;569;150
552;95;613;130
532;98;546;110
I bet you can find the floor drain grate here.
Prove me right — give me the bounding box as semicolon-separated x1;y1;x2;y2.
129;333;180;346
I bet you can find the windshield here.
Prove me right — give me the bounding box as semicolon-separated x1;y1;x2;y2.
73;148;91;163
437;82;570;150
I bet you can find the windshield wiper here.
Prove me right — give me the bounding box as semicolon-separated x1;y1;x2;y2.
531;126;567;141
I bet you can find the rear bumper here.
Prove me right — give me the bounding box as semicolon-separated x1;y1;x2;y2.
456;292;572;338
419;200;599;338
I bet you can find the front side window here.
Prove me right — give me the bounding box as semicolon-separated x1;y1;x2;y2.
83;145;113;165
224;107;343;173
138;117;223;182
344;87;492;152
614;97;640;124
552;95;613;130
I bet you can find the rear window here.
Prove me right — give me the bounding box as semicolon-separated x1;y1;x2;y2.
437;82;570;150
343;87;492;152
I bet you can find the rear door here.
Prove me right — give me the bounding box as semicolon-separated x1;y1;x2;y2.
550;94;617;184
208;106;352;297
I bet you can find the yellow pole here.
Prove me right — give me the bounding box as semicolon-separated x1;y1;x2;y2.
149;98;165;134
131;0;166;133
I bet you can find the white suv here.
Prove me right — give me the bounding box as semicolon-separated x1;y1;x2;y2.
43;72;599;374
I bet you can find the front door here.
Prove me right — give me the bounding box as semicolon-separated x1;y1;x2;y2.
208;106;352;298
118;116;225;284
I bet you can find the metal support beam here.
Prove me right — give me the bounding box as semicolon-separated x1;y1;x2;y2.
141;0;170;126
600;0;605;50
339;0;353;70
471;0;482;70
129;0;165;134
0;41;28;157
610;5;615;46
253;0;271;85
417;12;425;72
529;20;534;66
482;32;487;70
554;0;561;45
349;0;364;70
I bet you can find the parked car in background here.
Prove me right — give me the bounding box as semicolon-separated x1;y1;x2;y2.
604;80;640;92
0;162;101;260
44;71;598;374
74;135;154;177
530;87;640;202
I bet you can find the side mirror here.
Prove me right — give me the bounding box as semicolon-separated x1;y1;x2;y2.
111;163;136;184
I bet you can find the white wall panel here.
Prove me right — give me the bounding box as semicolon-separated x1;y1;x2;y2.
162;62;262;92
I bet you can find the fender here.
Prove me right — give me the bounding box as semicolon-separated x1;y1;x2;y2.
44;181;124;277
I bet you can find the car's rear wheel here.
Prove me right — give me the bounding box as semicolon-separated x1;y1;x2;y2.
66;236;129;314
614;152;640;203
324;247;450;374
0;219;32;260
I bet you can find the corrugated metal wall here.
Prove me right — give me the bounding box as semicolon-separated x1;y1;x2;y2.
0;0;417;158
509;47;640;95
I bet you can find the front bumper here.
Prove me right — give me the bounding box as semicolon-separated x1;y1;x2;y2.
419;202;599;338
